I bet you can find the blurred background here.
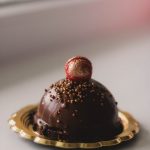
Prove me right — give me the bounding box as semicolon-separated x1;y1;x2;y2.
0;0;150;150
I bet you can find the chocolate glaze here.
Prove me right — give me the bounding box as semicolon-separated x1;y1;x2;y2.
34;79;123;142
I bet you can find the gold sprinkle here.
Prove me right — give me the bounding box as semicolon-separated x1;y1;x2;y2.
64;130;67;134
57;119;60;123
57;111;60;114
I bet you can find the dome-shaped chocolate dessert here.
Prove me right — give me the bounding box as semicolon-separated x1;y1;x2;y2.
34;56;123;142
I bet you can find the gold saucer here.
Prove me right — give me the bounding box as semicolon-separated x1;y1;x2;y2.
8;105;140;149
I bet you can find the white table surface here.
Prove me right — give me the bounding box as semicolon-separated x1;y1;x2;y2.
0;34;150;150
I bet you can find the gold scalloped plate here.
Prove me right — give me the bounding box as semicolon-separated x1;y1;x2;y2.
8;105;140;149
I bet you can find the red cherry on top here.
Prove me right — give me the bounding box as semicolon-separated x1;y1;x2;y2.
65;56;92;81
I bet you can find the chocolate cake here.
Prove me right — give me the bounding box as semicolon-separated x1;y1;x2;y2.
34;56;123;142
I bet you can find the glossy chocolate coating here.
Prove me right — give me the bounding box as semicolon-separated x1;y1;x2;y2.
34;79;123;142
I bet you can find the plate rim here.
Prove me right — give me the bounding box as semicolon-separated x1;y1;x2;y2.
8;104;140;149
